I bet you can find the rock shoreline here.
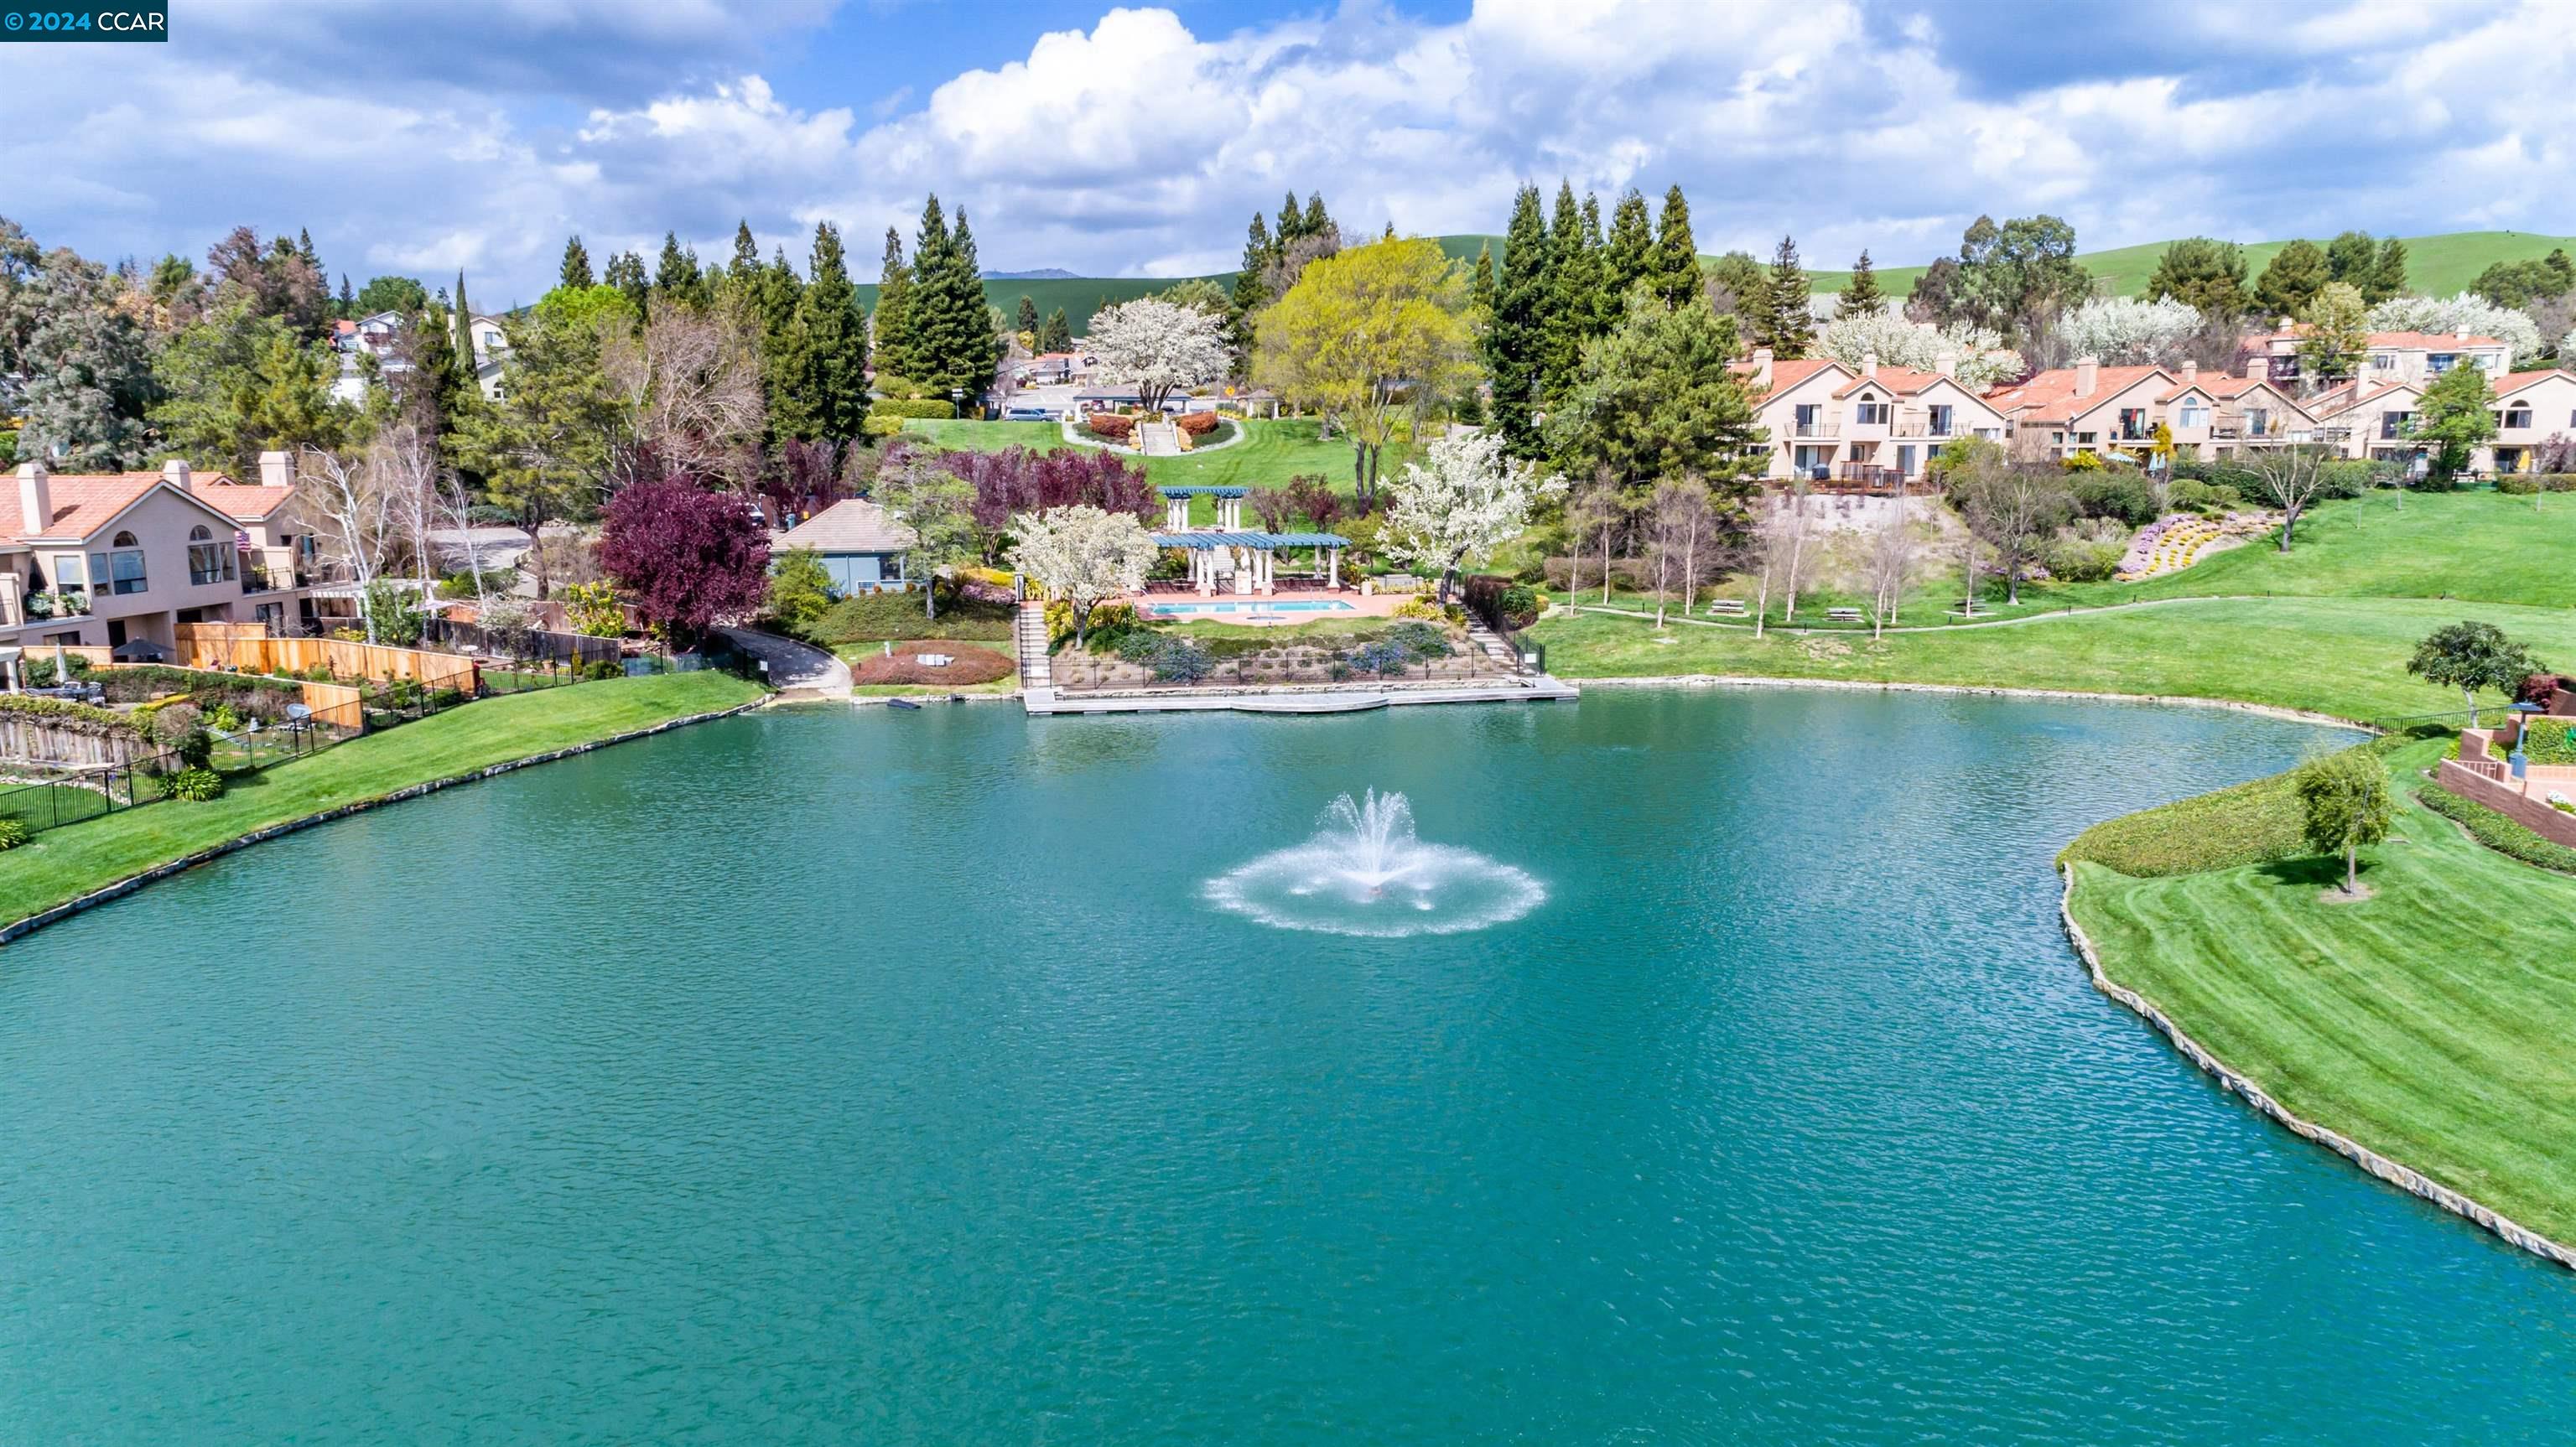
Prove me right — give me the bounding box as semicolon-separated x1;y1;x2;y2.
2059;866;2576;1273
1576;672;2366;731
0;697;767;947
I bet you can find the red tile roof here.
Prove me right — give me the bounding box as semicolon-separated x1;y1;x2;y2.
1832;365;1953;397
2487;367;2574;398
2;469;256;543
190;479;292;520
1728;357;1843;399
1985;365;2169;424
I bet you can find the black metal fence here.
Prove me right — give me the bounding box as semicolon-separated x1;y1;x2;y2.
0;720;339;840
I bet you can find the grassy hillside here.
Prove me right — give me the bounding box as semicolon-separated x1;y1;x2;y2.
901;417;1413;514
967;231;2576;329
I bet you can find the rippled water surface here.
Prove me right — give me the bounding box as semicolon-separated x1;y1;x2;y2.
3;692;2571;1443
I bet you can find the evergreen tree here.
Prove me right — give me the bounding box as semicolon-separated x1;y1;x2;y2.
559;236;595;291
871;227;916;386
452;271;477;381
336;272;356;319
2255;239;2331;320
775;221;869;441
750;246;804;430
940;208;1001;396
1228;211;1272;367
2325;231;2377;289
1538;181;1598;405
1758;236;1814;359
2370;237;2409;304
1487;184;1555;459
405;301;472;439
1301;192;1331;242
1706;251;1768;326
903;195;1002;399
729;221;760;277
296;227;322;272
1650;185;1701;311
1839;248;1884;317
605;251;648;314
2143;236;2249;316
1016;294;1040;338
654;231;704;309
1040;308;1073;354
1603;189;1654;298
1468;241;1497;324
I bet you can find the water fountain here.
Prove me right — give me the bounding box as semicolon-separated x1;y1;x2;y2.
1203;790;1545;936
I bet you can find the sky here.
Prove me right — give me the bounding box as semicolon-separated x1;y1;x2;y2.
4;0;2571;305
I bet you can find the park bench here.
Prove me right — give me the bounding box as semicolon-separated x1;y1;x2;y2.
1826;607;1864;624
1706;599;1748;616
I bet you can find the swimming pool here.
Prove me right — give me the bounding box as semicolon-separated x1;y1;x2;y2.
1147;599;1358;616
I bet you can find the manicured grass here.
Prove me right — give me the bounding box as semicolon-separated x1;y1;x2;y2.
903;417;1412;518
801;589;1015;645
1529;596;2576;722
0;672;764;928
2068;737;2576;1243
2415;781;2576;874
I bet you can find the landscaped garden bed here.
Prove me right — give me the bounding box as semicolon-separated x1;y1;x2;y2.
847;642;1015;687
1049;617;1487;691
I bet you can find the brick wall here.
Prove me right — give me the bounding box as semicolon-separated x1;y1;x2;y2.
2433;759;2576;848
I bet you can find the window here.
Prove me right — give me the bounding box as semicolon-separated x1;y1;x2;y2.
2504;406;2532;430
1927;404;1954;435
2380;411;2412;439
186;523;235;586
1853;396;1890;425
1793;403;1826;435
2371;353;2397;373
2428;353;2458;375
53;553;86;590
2179;399;2209;429
2117;407;2148;438
101;531;147;595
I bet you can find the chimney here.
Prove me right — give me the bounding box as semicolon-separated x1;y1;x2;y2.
1749;346;1774;390
2179;360;2197;385
1934;352;1957;378
161;458;191;487
2074;355;2100;398
258;449;293;489
16;463;51;534
1860;350;1879;379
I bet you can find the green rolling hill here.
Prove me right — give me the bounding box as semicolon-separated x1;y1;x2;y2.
890;231;2576;333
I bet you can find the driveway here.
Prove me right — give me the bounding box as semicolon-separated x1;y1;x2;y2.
716;626;852;698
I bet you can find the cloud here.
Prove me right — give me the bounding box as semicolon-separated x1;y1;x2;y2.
4;0;2573;301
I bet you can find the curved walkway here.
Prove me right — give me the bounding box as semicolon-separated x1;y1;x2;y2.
715;627;851;698
1576;592;2306;637
1054;418;1250;457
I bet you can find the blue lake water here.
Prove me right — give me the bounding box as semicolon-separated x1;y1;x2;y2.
2;691;2570;1443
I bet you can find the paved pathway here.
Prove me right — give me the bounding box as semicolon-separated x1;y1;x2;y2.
716;626;851;698
1574;592;2304;637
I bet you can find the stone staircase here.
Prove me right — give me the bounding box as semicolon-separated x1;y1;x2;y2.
1138;420;1182;457
1014;601;1053;694
1462;616;1524;674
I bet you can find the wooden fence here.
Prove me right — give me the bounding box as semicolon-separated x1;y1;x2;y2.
173;625;480;693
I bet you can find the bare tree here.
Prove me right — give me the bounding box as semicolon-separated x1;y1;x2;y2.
437;468;493;601
1566;468;1628;606
1644;475;1714;628
1755;475;1819;627
1954;461;2072;605
600;307;765;488
296;444;399;642
2239;443;2333;551
375;423;441;600
1863;486;1922;640
1674;473;1716;620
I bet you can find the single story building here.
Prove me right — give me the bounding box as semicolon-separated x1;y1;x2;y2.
774;498;918;597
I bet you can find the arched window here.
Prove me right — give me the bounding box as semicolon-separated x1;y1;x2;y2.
112;531;138;547
189;525;213;541
185;520;234;586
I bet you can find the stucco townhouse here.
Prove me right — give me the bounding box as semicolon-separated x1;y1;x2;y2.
1737;349;2010;487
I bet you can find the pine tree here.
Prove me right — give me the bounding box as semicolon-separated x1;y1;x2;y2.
297;227;322;272
1040;308;1072;354
452;271;478;381
941;208;1001;397
1603;189;1654;298
1275;191;1307;246
776;221;869;441
730;221;760;277
1538;181;1598;405
871;227;916;386
1758;236;1814;358
1228;212;1272;367
1016;294;1040;338
336;272;355;319
559;236;595;291
903;196;1000;399
1650;185;1701;311
754;246;805;434
1487;184;1555;459
654;232;704;309
1301;192;1331;241
2370;237;2409;304
1468;241;1497;324
1840;248;1884;317
605;251;648;314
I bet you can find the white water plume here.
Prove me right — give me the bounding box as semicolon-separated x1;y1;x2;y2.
1203;791;1544;936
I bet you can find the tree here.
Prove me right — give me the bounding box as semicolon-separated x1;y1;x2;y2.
1649;185;1701;312
1643;474;1716;626
600;305;766;485
767;547;834;630
2293;282;2370;384
1817;310;2024;392
1538;181;1602;403
205;226;329;337
1547;293;1763;506
875;449;978;619
150;305;348;475
2407;620;2543;727
1703;250;1768;327
2414;361;2498;484
1008;505;1159;648
903;197;1003;399
353;275;429;317
448;303;627;596
652;232;704;311
2056;295;2205;366
1603;189;1654;297
2370;238;2409;304
1756;235;1815;358
2368;291;2542;366
1015;294;1040;339
1485;184;1553;458
1038;307;1073;355
1253;236;1477;501
1227;212;1273;368
2239;443;2334;552
1379;429;1565;601
12;242;153;469
1954;462;2073;604
774;221;870;441
1086;296;1228;413
2324;231;2379;292
451;270;477;376
598;476;771;643
1952;214;2090;346
1862;485;1922;640
605;250;650;316
2143;236;2251;318
559;236;595;291
870;226;916;385
2254;239;2331;320
2295;749;2394;896
2471;249;2576;309
1839;249;1884;317
1749;476;1815;632
295;442;403;641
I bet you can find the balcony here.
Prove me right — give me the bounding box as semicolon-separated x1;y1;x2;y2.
1831;463;1909;491
1892;418;1930;438
1789;418;1839;438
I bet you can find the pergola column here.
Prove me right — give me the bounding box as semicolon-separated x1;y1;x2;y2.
1328;547;1341;590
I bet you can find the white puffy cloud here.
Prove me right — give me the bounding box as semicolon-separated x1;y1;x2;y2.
5;0;2574;303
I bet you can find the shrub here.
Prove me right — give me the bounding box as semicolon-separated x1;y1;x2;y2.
1384;620;1454;660
146;702;211;767
1148;638;1213;683
2491;474;2573;495
1350;641;1412;676
581;659;626;682
2315;460;2376;499
1046;598;1139;649
871;397;957;420
1390;596;1453;623
161;766;225;803
2169;478;2243;513
2419;783;2576;874
564;580;626;638
2045;537;2123;583
1084;412;1135;442
206;703;244;733
808;589;1015;645
428;687;468;710
2060;449;2106;472
2070;473;2157;526
0;818;26;851
863;415;906;439
380;677;426;710
1174;411;1219;437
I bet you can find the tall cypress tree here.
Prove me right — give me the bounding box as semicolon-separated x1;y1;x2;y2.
336;272;356;319
451;271;477;379
777;221;868;441
1228;212;1272;367
871;227;916;386
1539;181;1597;406
1603;189;1654;299
1040;308;1072;355
1839;248;1883;317
1758;236;1815;359
1487;184;1554;459
1651;185;1701;311
560;236;595;291
1468;241;1497;323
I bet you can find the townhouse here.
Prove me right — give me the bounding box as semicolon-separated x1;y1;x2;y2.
2241;326;2513;394
1987;357;2325;466
1737;349;2010;487
1;452;325;657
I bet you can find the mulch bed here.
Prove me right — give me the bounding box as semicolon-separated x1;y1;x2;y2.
848;642;1014;686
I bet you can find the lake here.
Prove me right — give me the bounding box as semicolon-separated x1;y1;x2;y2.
3;692;2569;1443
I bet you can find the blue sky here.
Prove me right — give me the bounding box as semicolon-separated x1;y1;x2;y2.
3;0;2566;303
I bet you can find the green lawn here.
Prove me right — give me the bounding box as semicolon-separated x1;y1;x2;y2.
2068;737;2576;1243
0;672;764;929
903;417;1411;519
1530;596;2576;723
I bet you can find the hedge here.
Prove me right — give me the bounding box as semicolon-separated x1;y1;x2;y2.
1085;413;1135;441
2495;473;2576;495
870;398;957;421
1175;411;1219;437
0;693;142;737
1462;573;1541;629
2419;782;2576;874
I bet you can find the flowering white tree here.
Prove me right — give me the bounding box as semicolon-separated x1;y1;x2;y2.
1815;311;2025;391
1381;430;1566;602
2367;292;2543;366
1085;296;1229;413
2054;295;2205;365
1008;505;1159;648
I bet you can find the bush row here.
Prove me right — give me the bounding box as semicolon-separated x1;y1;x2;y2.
2418;783;2576;874
870;398;957;420
1174;412;1220;437
2495;473;2576;495
1462;574;1544;630
1084;413;1135;442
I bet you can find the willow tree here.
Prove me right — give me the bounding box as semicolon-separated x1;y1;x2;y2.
1251;235;1477;501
